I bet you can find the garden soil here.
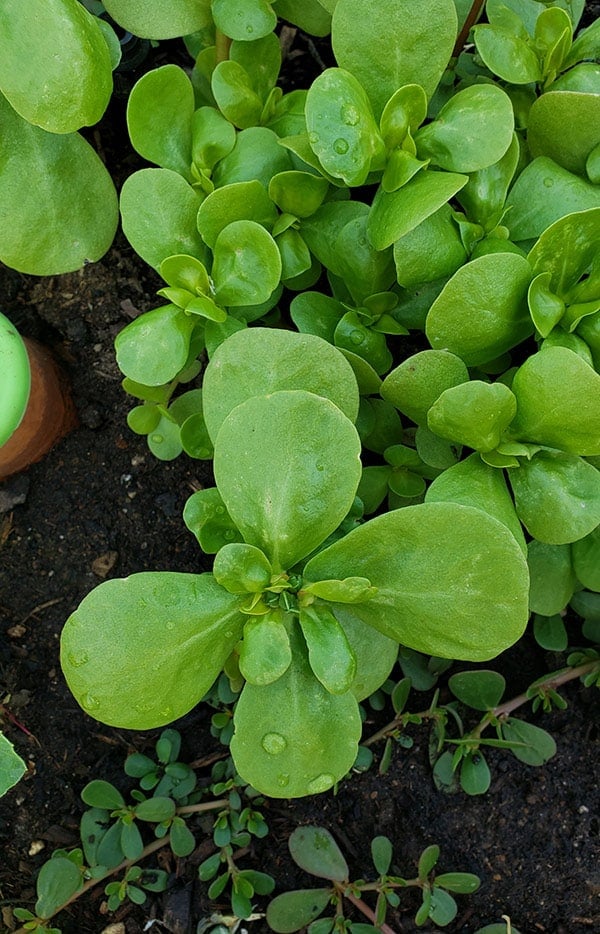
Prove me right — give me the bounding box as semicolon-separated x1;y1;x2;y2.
1;9;600;933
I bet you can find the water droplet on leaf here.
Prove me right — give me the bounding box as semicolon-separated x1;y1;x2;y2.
261;732;287;755
151;434;163;444
350;330;364;345
543;177;554;188
68;651;89;668
341;104;359;126
308;131;319;146
307;773;335;794
166;621;175;630
224;530;235;540
81;693;100;711
333;138;349;155
277;773;290;787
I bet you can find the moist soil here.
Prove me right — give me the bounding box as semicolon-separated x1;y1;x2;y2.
1;10;600;934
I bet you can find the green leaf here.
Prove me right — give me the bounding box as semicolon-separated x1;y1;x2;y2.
435;872;480;894
238;612;292;685
275;0;332;35
381;350;469;426
0;97;118;275
213;543;272;594
211;59;264;129
202;327;359;440
426;253;533;366
0;732;26;796
473;25;542;84
527;91;600;177
501;718;557;765
371;836;393;876
213;391;361;571
425;453;526;552
267;889;332;933
230;624;362;797
333;611;398;701
35;856;82;920
213;126;292;188
289;827;349;881
332;0;458;117
418;844;440;879
427;381;517;453
183;487;243;554
192;106;237;171
528;272;565;337
0;0;112;133
572;526;600;591
299;604;357;694
61;572;245;729
415;85;514;173
198;180;278;249
103;0;212;38
135;797;176;822
127;66;194;178
300;578;376;604
212;0;277;41
305;68;383;186
509;347;600;455
170;817;196;857
508;451;600;545
115;305;196;386
528;541;577;615
457;134;520;229
269;171;330;218
393;205;467;289
81;779;125;810
429;886;458;925
121;821;144;860
533;613;568;651
367;171;468;250
120;169;206;271
460;752;491;795
304;502;529;660
527;207;600;298
212;220;281;306
449;670;506;710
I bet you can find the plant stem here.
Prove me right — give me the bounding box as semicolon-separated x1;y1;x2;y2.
343;887;398;934
215;29;232;65
452;0;486;58
13;798;229;933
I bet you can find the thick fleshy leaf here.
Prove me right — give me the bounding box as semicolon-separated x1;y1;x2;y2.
211;60;264;129
427;381;517;453
367;171;468;250
192;107;237;171
197;181;277;248
212;0;276;41
35;857;83;920
289;826;349;881
381;350;469;426
572;526;600;591
103;0;212;38
275;0;332;35
393;205;467;289
509;347;600;455
238;613;292;685
115;305;196;386
506;157;600;241
0;96;118;275
527;541;577;615
127;66;194;179
502;718;556;766
425;453;526;552
213;543;272;594
508;451;600;544
213;126;292;187
299;604;357;694
120;169;206;271
305;68;384;186
61;573;245;729
202;327;360;440
304;502;529;660
230;623;362;797
425;253;533;366
0;0;112;133
0;313;30;446
448;670;506;710
457;134;520;229
527;208;600;296
269;171;329;218
0;732;26;797
527;91;600;177
332;0;457;116
473;25;542;84
212;220;281;306
327;607;398;701
415;85;514;173
213;391;362;571
266;889;332;933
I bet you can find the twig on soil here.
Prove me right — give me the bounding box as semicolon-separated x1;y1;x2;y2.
20;597;63;624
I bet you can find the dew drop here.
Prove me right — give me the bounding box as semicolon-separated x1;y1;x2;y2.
215;506;225;515
543;177;554;188
350;330;364;345
224;529;235;540
316;462;324;472
277;773;290;787
308;131;319;146
166;620;175;630
68;651;89;668
151;434;163;444
81;693;100;712
341;104;359;126
307;773;335;794
160;706;173;719
261;732;287;755
333;138;349;155
246;24;254;33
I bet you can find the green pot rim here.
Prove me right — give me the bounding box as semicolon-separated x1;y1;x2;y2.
0;311;31;447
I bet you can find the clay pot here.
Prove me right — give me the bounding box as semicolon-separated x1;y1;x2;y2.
0;338;78;481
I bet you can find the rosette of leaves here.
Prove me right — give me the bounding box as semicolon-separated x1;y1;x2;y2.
62;329;529;798
0;0;119;274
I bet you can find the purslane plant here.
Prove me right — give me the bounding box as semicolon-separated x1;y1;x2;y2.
61;330;529;798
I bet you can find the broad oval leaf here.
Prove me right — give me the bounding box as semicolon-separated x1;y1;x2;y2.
61;573;245;729
230;624;362;797
0;0;112;133
426;253;533;366
115;305;196;386
509;347;600;455
299;604;357;695
304;502;529;660
213;543;272;594
527;90;600;177
0;97;118;275
415;84;514;173
381;349;469;426
267;888;332;933
506;156;600;241
127;66;195;178
35;856;83;920
202;327;360;440
332;0;457;116
333;609;398;700
212;220;281;307
527;208;600;297
212;0;277;41
473;24;542;84
0;313;30;446
289;826;349;881
427;381;517;453
508;451;600;545
0;732;26;797
120;169;206;271
502;718;557;766
239;613;292;685
448;670;506;710
572;526;600;591
527;541;577;616
367;171;468;250
213;391;362;571
197;180;278;249
103;0;212;38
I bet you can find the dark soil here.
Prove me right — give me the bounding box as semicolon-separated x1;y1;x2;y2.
1;8;600;934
